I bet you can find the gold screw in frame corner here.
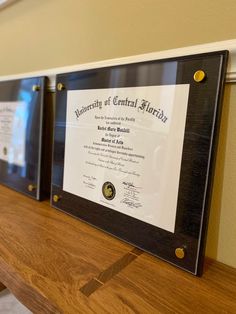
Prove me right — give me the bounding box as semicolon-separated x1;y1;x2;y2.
57;83;65;91
53;194;61;203
28;184;36;192
193;70;206;83
175;247;185;259
32;85;40;92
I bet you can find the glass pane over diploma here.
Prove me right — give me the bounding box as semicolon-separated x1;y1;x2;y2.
0;77;46;199
0;101;27;167
63;85;189;233
52;51;228;275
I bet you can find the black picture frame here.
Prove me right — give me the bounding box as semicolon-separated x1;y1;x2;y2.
0;77;51;200
51;51;228;275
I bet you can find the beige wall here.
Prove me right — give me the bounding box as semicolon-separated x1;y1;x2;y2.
0;0;235;268
1;0;236;75
206;84;236;268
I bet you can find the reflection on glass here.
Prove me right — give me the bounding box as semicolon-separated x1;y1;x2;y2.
0;78;37;179
0;101;27;171
63;84;190;233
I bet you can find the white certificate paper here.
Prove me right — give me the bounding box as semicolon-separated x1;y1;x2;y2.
0;101;27;167
63;85;189;232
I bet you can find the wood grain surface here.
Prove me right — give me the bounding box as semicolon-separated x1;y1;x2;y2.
0;185;235;313
0;282;5;292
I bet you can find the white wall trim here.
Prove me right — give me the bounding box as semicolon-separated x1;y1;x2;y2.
0;0;17;10
0;39;236;90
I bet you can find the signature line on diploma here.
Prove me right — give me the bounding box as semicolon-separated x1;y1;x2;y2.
122;181;141;189
121;198;142;209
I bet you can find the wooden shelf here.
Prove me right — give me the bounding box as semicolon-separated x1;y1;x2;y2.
0;185;235;313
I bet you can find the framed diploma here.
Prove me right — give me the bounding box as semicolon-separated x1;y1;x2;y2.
51;51;228;275
0;77;51;200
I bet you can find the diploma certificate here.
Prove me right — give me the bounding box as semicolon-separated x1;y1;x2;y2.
63;85;189;232
0;101;27;167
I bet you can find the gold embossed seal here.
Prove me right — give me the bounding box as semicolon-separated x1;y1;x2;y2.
102;182;116;200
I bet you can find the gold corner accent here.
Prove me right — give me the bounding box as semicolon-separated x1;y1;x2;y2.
53;195;61;203
194;70;206;82
32;85;40;92
28;184;36;192
57;83;65;91
175;247;185;259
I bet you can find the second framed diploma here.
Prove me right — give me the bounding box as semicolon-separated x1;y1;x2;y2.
0;77;51;200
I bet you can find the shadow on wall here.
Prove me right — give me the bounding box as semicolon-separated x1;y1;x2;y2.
206;83;231;260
